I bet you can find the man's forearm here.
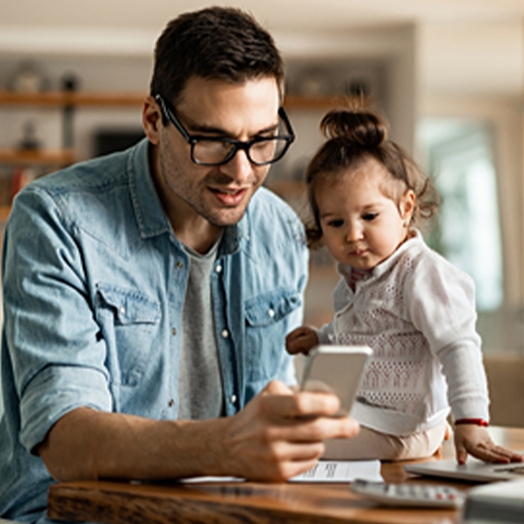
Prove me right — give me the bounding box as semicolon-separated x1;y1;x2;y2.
37;407;230;482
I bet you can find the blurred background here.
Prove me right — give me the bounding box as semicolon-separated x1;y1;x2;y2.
0;0;523;360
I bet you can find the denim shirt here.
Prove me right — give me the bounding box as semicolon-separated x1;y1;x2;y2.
0;138;308;522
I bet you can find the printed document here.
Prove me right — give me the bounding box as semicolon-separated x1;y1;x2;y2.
183;460;382;484
290;460;382;483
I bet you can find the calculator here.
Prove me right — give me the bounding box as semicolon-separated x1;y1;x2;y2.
350;479;465;509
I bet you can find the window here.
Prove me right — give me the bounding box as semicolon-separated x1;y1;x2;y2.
419;119;502;311
418;114;523;354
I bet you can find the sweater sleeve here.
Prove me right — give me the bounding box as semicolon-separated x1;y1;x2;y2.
316;322;335;345
406;252;490;422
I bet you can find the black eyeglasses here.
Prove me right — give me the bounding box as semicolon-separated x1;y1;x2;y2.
155;94;295;167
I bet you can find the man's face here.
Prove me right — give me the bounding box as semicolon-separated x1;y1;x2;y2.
152;76;280;228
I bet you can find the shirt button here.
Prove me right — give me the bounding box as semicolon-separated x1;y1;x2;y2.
268;308;275;318
221;329;229;339
120;306;126;315
175;261;184;269
172;327;177;336
168;399;174;407
215;264;222;273
230;394;237;404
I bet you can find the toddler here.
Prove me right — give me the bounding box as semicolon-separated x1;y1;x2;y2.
287;105;523;464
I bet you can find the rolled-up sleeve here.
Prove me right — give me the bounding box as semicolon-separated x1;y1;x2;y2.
3;186;112;453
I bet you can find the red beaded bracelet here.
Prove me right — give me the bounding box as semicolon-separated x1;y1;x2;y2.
454;418;489;427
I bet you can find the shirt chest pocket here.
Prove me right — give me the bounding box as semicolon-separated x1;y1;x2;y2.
95;283;161;386
244;288;301;380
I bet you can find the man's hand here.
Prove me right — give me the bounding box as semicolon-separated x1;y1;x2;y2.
454;424;523;464
37;381;359;484
285;327;319;355
220;380;359;481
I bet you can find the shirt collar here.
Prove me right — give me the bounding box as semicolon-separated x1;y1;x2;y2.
128;138;171;238
372;228;422;277
218;208;251;258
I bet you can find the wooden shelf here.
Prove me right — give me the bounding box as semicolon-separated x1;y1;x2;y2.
284;94;348;110
0;91;146;107
0;91;346;110
0;149;75;165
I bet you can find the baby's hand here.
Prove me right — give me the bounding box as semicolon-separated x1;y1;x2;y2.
285;327;319;355
454;424;523;464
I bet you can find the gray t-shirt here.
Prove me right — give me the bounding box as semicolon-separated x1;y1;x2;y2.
177;239;225;420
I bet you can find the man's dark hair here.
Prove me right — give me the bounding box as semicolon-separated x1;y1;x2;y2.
150;6;284;108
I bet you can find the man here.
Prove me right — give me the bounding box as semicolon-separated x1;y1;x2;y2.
0;7;358;523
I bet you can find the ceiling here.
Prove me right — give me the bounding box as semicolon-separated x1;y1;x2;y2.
2;0;524;31
1;0;523;96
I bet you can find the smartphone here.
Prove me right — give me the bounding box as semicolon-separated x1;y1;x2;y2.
300;345;372;416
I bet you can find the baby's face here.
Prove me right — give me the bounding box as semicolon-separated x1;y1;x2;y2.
315;159;414;270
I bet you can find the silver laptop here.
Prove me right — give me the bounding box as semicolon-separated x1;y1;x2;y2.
405;451;524;482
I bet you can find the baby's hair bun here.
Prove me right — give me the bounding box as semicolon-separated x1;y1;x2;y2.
304;96;439;248
320;100;388;149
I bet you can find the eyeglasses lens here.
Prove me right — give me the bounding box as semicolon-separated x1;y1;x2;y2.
192;138;289;166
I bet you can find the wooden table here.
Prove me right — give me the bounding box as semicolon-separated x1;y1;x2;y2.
47;426;524;524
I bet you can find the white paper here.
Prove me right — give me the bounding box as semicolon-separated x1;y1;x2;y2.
182;460;382;484
289;460;383;483
182;475;244;483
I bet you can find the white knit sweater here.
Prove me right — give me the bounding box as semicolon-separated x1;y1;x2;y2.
317;231;490;436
